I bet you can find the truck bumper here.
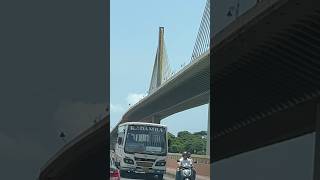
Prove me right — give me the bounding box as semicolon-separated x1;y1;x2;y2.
121;167;165;175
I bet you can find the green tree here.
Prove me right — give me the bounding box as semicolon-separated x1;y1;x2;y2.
168;130;207;155
167;132;175;147
177;131;191;139
193;131;207;136
169;144;180;153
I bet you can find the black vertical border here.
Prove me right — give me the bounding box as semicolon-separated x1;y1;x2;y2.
209;0;214;165
314;103;320;180
106;0;111;178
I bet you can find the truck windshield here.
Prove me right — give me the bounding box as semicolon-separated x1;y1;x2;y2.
124;125;167;156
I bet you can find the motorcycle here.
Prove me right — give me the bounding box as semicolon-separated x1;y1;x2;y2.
175;159;196;180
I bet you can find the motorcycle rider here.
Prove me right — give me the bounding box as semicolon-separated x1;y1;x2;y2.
186;151;196;179
187;151;196;179
176;151;195;180
177;151;192;166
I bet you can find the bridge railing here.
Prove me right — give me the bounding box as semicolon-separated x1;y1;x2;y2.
167;153;210;164
167;153;210;177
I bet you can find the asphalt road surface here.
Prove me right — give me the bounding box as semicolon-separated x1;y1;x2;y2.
120;174;174;180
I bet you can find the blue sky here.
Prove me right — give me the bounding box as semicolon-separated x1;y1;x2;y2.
110;0;208;136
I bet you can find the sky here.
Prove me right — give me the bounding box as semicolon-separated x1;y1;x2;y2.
110;0;209;136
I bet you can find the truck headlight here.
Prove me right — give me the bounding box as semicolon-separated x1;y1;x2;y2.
123;157;134;164
155;160;166;166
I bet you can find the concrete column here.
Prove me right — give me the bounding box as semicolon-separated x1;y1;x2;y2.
206;102;210;156
157;27;164;87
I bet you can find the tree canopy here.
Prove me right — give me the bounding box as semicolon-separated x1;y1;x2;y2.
168;130;207;155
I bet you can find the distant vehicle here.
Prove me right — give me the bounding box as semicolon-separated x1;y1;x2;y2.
110;156;121;180
114;122;168;180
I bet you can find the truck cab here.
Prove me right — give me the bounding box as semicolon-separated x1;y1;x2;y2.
114;122;168;179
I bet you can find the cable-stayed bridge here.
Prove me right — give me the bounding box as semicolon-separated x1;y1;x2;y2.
39;0;320;179
110;0;210;152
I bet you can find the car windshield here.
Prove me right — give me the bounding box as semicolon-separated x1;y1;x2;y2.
124;125;167;155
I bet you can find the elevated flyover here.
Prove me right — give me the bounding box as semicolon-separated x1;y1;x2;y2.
110;50;210;149
212;0;320;162
123;50;209;124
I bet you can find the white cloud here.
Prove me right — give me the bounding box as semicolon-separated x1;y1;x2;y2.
109;93;147;130
126;93;147;105
110;103;125;113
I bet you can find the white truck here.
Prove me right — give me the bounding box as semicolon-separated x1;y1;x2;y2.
114;122;168;180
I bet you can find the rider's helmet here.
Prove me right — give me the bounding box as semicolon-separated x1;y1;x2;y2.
182;151;188;159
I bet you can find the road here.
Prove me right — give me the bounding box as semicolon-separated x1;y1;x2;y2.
120;173;174;180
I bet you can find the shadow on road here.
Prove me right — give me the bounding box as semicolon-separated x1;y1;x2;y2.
121;173;174;180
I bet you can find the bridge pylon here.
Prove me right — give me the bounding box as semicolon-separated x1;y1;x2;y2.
149;27;172;94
